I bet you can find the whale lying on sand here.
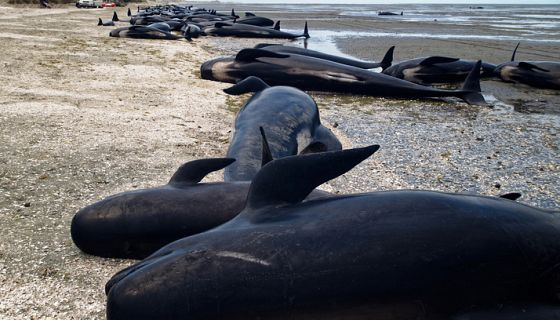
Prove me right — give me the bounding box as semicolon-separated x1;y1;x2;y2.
71;156;330;259
383;55;496;85
106;145;560;319
224;76;342;181
255;43;394;70
495;43;560;90
201;48;487;105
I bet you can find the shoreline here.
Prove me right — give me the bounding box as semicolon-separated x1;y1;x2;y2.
0;4;558;319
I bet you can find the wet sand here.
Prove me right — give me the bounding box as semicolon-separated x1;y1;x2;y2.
0;3;558;319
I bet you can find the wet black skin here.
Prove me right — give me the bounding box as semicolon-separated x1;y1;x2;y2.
494;42;560;90
109;25;189;40
71;182;249;259
235;16;274;27
383;57;497;85
255;43;394;70
203;22;308;39
494;61;560;90
105;146;560;319
224;79;341;181
200;49;486;105
71;158;329;259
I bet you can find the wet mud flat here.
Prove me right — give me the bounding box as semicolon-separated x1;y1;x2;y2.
0;3;558;319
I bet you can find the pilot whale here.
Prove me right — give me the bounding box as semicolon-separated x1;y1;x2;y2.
255;43;394;70
494;43;560;90
383;55;496;85
71;156;330;259
105;145;560;319
224;77;342;181
201;48;487;105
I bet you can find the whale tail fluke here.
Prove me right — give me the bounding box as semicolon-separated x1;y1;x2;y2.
459;60;487;106
303;21;310;39
379;46;395;70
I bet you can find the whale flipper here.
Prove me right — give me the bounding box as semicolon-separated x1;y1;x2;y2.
246;145;380;211
223;76;270;95
168;158;235;185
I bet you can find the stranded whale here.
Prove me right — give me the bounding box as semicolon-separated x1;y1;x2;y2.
224;76;342;181
106;145;560;319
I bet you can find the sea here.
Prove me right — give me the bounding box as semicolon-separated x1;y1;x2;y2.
190;2;560;60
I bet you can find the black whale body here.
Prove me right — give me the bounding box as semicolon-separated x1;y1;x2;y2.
255;43;394;70
495;43;560;90
223;77;342;181
204;21;309;39
200;48;487;105
109;25;190;40
383;56;497;85
106;146;560;319
71;157;331;259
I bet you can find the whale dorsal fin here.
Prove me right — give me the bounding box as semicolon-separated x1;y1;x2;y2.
499;192;522;201
246;145;380;211
223;76;270;95
245;12;256;17
518;62;550;72
273;20;280;30
380;46;395;70
98;18;103;26
112;11;119;22
235;48;289;62
511;42;520;61
259;127;273;166
419;56;460;66
168;158;235;185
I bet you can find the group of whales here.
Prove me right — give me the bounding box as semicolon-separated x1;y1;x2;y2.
100;5;309;40
72;4;560;319
99;4;559;92
72;77;560;319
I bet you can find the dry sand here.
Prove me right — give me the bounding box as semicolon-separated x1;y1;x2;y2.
0;3;558;319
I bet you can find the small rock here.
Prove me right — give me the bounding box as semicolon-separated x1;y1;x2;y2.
23;202;31;207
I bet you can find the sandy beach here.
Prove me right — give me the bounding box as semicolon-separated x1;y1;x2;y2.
0;2;558;319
